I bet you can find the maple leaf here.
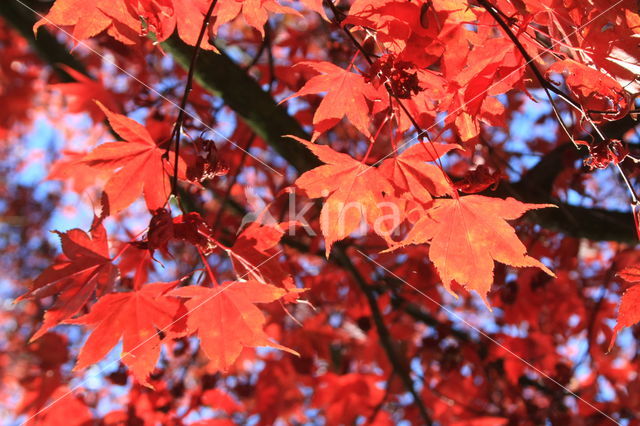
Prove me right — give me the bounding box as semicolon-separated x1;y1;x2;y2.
454;164;504;194
609;265;640;350
313;373;385;424
291;136;394;256
298;0;330;20
212;0;301;37
34;0;139;45
186;138;230;183
254;358;304;424
170;281;297;372
343;0;426;54
546;59;630;122
201;388;242;413
80;102;184;213
284;62;383;139
17;334;69;418
228;222;296;298
131;0;218;50
378;141;459;202
21;386;93;426
49;66;120;123
575;139;629;170
365;54;423;99
392;195;555;306
48;150;108;194
66;282;181;386
20;218;117;342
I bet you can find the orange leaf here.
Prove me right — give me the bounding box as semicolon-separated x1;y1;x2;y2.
378;142;459;202
546;59;629;122
292;136;394;256
394;195;555;306
229;222;296;295
34;0;139;45
80;102;183;213
49;66;120;123
284;62;383;139
21;219;117;342
67;282;182;387
170;281;297;372
212;0;301;37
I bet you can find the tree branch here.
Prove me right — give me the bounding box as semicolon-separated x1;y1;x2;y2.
331;244;433;424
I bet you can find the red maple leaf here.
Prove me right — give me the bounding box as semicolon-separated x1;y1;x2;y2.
575;139;629;170
313;373;385;424
21;386;93;426
392;195;555;306
547;59;630;122
131;0;217;50
20;218;117;342
17;218;117;341
47;150;109;194
284;62;384;139
454;164;503;194
378;142;459;202
170;281;297;372
66;282;182;386
229;222;296;295
609;265;640;350
137;208;217;257
212;0;301;37
291;136;394;256
34;0;139;45
49;66;120;123
80;102;184;213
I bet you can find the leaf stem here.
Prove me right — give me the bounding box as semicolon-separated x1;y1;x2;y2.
197;247;219;287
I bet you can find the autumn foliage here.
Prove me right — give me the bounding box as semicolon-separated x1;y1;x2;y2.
3;0;640;424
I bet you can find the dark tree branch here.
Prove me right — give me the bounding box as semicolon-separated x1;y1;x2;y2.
331;244;433;424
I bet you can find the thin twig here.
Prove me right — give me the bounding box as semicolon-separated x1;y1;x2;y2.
478;0;640;237
169;0;219;198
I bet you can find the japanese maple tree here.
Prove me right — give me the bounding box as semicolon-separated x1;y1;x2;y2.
2;0;640;424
